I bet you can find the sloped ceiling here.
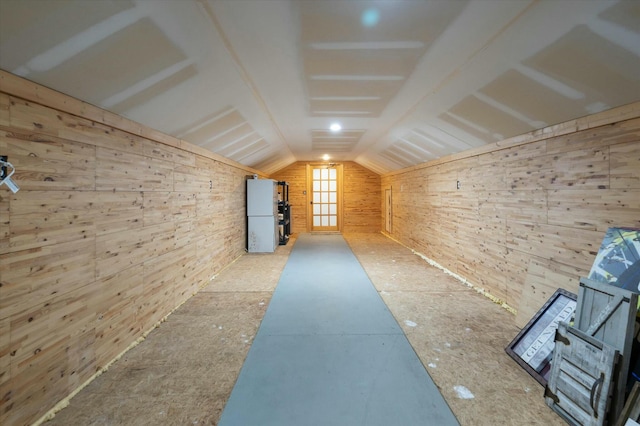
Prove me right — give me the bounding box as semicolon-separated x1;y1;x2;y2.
1;0;639;175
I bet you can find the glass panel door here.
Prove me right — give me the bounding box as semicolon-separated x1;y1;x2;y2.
312;166;338;231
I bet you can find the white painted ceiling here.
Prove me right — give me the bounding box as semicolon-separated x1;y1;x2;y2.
1;0;639;174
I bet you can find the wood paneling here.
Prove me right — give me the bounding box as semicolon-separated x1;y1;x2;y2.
96;222;176;279
173;164;212;193
9;190;96;251
479;190;547;225
505;223;602;272
143;191;175;226
140;245;196;330
0;93;9;127
610;140;640;189
0;75;250;425
95;191;143;236
515;258;581;328
93;264;144;369
0;190;11;254
0;130;96;191
0;316;11;385
0;240;97;320
505;147;609;190
548;188;640;231
383;105;640;321
271;162;307;234
271;161;381;233
142;138;195;168
342;162;381;233
96;146;174;192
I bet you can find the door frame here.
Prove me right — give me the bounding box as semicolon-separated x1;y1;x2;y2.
384;187;392;234
306;163;343;232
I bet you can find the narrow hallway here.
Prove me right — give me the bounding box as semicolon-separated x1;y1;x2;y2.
219;233;457;425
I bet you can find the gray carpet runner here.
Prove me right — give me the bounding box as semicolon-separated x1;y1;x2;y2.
218;233;459;426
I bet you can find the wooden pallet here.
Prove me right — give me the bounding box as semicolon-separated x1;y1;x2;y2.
545;322;619;426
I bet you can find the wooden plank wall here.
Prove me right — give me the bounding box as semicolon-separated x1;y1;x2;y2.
270;162;307;234
271;161;381;233
342;162;382;233
382;106;640;324
0;73;260;425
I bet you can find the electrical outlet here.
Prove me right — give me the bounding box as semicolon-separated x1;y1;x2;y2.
456;180;461;190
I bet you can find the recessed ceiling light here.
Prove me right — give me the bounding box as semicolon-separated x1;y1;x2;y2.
322;154;330;161
329;123;342;132
361;8;380;27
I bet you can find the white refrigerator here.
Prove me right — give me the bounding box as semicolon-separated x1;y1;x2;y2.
247;178;278;253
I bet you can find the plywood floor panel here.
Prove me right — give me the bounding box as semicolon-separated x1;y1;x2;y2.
47;288;276;425
344;233;564;426
46;233;562;426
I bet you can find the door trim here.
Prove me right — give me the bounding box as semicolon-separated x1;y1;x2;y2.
306;163;343;232
384;187;392;233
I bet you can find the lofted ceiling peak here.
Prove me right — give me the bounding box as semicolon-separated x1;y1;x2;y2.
1;0;638;175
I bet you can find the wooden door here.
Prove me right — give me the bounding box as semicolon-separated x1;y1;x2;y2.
574;277;638;422
308;164;342;232
384;188;392;233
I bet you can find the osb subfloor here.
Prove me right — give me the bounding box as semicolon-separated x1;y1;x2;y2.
344;233;563;426
46;233;562;426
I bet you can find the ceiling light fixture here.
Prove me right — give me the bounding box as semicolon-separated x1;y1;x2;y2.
322;154;331;161
361;8;380;27
329;123;342;132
